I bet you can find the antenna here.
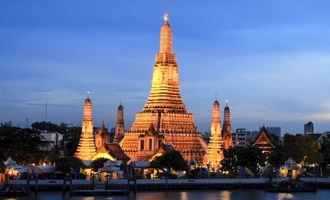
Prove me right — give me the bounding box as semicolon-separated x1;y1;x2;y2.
25;117;30;128
45;102;48;122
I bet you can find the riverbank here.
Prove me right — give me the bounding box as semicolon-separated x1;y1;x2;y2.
4;177;330;191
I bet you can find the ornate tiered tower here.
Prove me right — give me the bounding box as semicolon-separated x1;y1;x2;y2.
74;97;97;165
222;104;233;150
121;14;207;163
114;104;125;143
207;100;224;170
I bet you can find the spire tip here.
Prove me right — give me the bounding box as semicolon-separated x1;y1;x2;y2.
163;13;169;23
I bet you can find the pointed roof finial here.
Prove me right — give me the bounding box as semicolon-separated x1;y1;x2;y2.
102;120;106;129
163;13;169;23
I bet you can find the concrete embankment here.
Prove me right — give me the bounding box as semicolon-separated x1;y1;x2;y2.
6;177;330;191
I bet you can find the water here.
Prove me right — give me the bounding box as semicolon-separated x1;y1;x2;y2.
4;190;330;200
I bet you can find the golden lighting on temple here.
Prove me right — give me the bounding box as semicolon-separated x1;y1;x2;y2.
207;100;224;170
120;14;208;163
74;97;97;165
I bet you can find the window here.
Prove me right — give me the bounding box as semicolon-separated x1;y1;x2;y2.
140;140;144;151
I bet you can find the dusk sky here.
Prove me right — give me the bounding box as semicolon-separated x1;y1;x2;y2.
1;0;330;133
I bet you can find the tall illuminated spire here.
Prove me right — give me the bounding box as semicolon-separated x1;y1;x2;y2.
74;97;97;165
159;13;173;54
144;13;185;113
207;100;224;170
222;103;233;150
121;14;207;163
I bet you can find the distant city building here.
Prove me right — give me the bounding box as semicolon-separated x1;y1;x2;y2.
40;130;63;151
222;104;233;150
266;126;281;138
207;100;223;171
304;121;314;135
233;128;249;146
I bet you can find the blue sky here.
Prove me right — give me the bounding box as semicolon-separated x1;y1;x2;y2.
1;0;330;133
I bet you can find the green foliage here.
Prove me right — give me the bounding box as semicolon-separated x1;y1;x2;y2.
282;134;320;164
63;127;81;156
268;144;286;168
55;156;85;173
319;136;330;176
222;145;265;176
0;161;5;173
320;137;330;163
91;158;109;171
151;150;187;172
0;126;45;164
32;121;67;134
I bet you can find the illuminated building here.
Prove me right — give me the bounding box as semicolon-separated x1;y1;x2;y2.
222;104;233;150
114;104;125;143
253;126;275;155
94;122;129;161
207;100;224;170
74;97;128;164
121;14;207;163
95;122;110;151
74;97;97;165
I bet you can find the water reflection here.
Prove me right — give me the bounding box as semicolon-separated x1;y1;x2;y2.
3;190;329;200
277;193;294;200
219;191;231;200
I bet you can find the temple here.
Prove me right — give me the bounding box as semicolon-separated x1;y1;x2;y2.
114;104;125;143
74;97;97;165
207;100;224;170
222;104;233;150
74;97;128;164
120;14;207;163
253;126;275;156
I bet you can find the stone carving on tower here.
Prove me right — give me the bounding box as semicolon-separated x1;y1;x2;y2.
222;104;233;150
207;100;224;170
120;14;207;163
114;104;125;143
74;97;97;165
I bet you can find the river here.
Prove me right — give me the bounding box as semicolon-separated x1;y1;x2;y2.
4;190;330;200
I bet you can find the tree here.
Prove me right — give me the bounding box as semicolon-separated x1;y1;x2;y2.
268;144;286;168
0;126;45;164
55;157;85;174
0;161;5;173
32;121;66;133
319;136;330;176
222;145;265;176
282;134;320;164
91;158;109;171
63;126;81;156
151;150;187;174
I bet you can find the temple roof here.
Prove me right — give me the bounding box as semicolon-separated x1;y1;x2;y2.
106;143;130;162
253;127;275;148
84;97;92;104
